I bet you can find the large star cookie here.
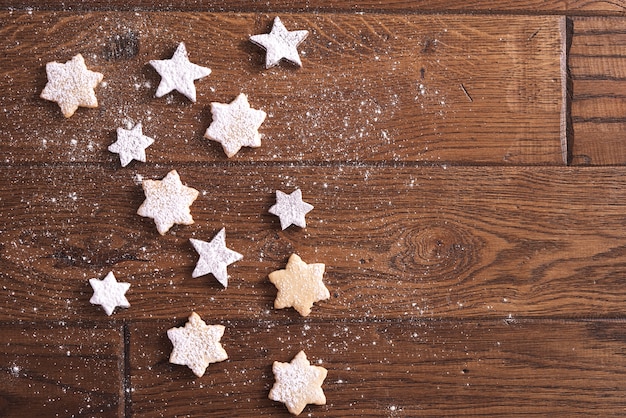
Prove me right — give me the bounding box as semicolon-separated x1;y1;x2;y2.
269;350;327;415
167;312;228;377
269;189;314;230
40;54;104;118
189;228;243;288
250;16;309;68
268;253;329;316
137;170;199;235
204;93;266;157
108;122;155;167
89;271;130;316
149;42;211;102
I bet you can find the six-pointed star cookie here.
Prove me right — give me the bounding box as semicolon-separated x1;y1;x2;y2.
269;189;314;230
40;54;104;118
190;228;243;288
137;169;199;235
269;350;327;415
108;123;155;167
167;312;228;377
204;93;267;157
250;16;309;68
149;42;211;102
89;271;130;316
268;253;329;316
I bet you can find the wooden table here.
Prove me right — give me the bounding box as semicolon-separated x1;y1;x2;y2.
2;1;626;416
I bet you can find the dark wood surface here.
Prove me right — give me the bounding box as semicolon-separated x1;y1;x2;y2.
5;165;626;322
2;3;626;418
0;12;566;165
2;1;626;15
570;16;626;164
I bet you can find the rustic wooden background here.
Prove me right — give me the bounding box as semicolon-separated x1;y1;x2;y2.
2;1;626;416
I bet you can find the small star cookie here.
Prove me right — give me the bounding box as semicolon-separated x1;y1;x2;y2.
89;271;130;316
250;16;309;68
137;170;199;235
189;228;243;288
269;189;314;230
40;54;104;118
149;42;211;102
167;312;228;378
204;93;266;157
108;122;154;167
269;350;327;415
268;254;329;316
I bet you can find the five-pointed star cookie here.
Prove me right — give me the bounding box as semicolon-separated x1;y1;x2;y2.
149;42;211;102
167;312;228;377
269;189;314;230
204;93;267;157
137;170;199;235
268;253;329;316
269;350;327;415
189;228;243;288
40;54;104;118
89;271;130;316
250;16;309;68
108;123;155;167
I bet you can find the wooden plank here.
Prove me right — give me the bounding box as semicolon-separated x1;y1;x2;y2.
128;319;626;416
4;164;626;321
1;1;626;16
0;12;565;165
0;322;124;417
570;17;626;165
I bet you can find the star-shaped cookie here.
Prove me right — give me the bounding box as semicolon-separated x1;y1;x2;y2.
189;228;243;288
40;53;104;118
149;42;211;102
89;271;130;316
108;123;155;167
167;312;228;377
137;170;199;235
269;189;314;230
268;253;329;316
204;93;266;157
269;350;327;415
250;16;309;68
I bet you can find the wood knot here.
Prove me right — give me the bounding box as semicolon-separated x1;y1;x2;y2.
260;232;295;262
421;36;438;54
390;221;481;278
103;30;140;60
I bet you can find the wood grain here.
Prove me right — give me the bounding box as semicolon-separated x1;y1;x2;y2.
0;323;125;417
128;319;626;416
1;1;626;16
3;4;626;417
0;12;566;165
4;165;626;322
570;16;626;165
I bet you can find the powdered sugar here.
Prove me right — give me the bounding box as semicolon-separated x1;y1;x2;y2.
250;16;309;68
167;312;228;377
88;271;130;316
204;93;266;157
269;350;327;415
108;122;154;167
136;169;199;235
40;54;103;118
149;42;211;102
269;188;314;230
189;228;243;288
